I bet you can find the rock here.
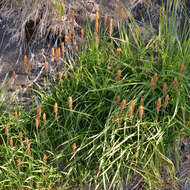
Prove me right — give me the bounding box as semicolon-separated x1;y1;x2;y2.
185;179;190;190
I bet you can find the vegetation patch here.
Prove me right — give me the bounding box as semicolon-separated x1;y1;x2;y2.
0;0;190;189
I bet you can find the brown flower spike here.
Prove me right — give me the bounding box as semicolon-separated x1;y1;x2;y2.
116;115;122;125
24;55;27;72
43;113;47;123
109;18;113;36
42;166;46;178
43;154;47;163
56;48;60;63
73;40;77;52
10;137;13;148
164;94;169;109
25;137;29;145
19;132;23;145
172;76;178;91
37;105;42;118
157;97;161;115
27;142;31;156
150;77;155;89
72;11;75;28
54;102;58;120
120;99;126;113
116;69;122;81
140;96;143;106
35;117;39;130
150;73;158;89
69;31;72;41
28;60;32;73
14;111;18;120
120;8;124;20
26;143;31;156
162;83;167;95
68;96;73;111
25;137;30;156
95;11;99;35
12;71;16;80
180;63;185;74
81;28;84;45
65;34;68;45
17;158;21;171
129;100;135;120
139;105;144;120
51;48;55;57
73;143;76;153
45;61;48;73
115;95;120;105
18;85;22;94
5;124;9;139
104;14;108;28
61;42;64;57
154;73;158;83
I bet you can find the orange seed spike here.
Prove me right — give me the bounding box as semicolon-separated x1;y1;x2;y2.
164;94;169;109
157;97;162;115
54;102;58;120
51;48;55;57
139;105;144;120
120;8;124;20
172;76;178;91
72;11;75;28
28;60;32;73
24;55;27;72
61;42;64;57
56;48;60;63
115;95;120;105
129;100;135;120
73;40;77;52
120;99;126;113
17;158;21;171
43;154;47;163
43;112;47;123
95;11;99;35
68;96;73;111
65;34;68;45
42;166;46;177
35;117;39;130
45;61;48;73
153;73;158;84
10;137;13;148
69;31;72;41
180;63;185;74
14;111;18;120
104;14;108;28
73;143;76;153
140;96;143;106
150;77;155;89
25;137;29;145
116;69;122;81
37;105;42;118
81;28;84;44
12;71;16;80
109;18;113;36
19;132;23;145
5;124;9;139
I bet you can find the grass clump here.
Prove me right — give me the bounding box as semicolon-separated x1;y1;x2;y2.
0;1;190;189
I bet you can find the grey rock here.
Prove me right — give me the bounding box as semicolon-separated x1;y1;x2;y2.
185;179;190;190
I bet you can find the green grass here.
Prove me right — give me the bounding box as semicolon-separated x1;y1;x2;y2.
0;1;190;189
